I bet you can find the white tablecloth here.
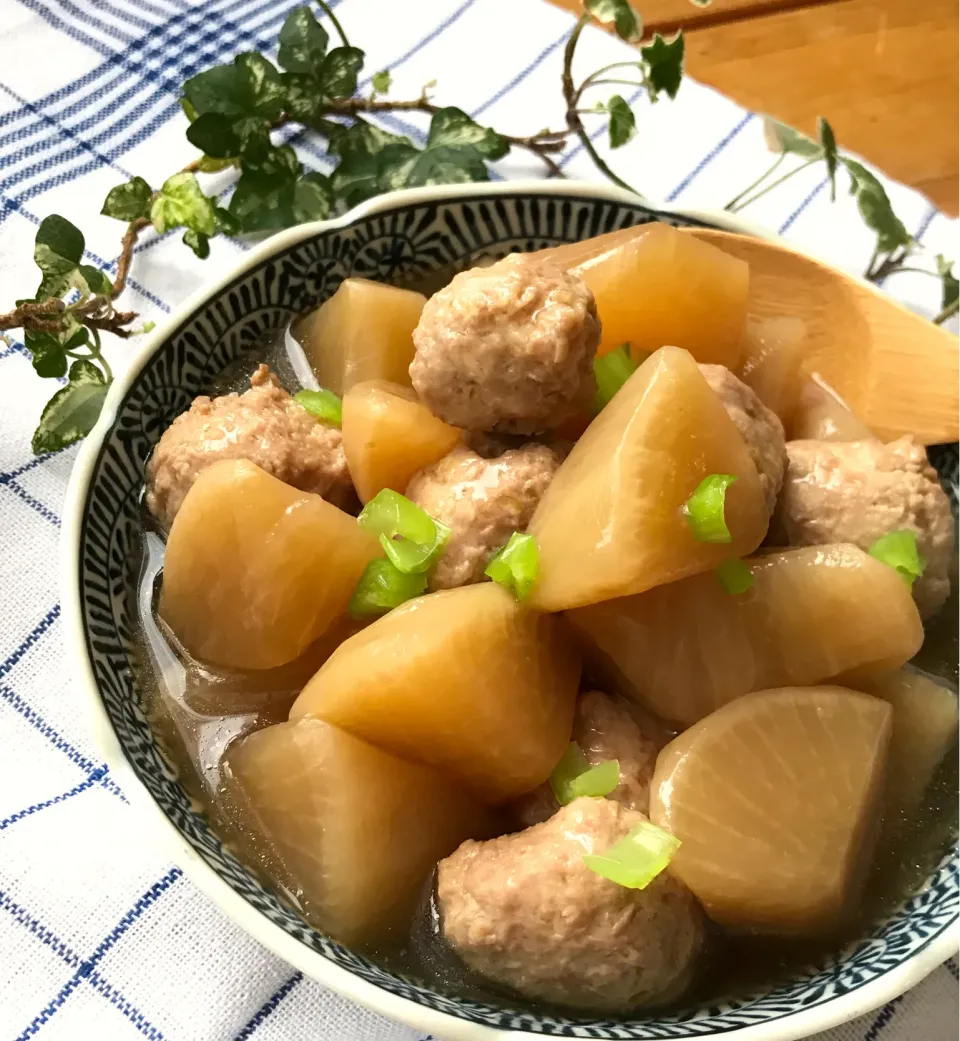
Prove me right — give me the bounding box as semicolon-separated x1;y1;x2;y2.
0;1;956;1038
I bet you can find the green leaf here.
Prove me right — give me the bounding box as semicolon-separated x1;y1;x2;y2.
585;0;642;42
282;72;323;122
228;145;302;231
594;343;637;410
378;142;488;191
371;69;391;94
294;387;342;425
78;265;112;295
682;473;738;543
330;151;381;207
762;117;822;158
641;32;685;100
292;172;334;222
235;52;286;120
868;529;926;586
278;6;329;73
327;117;412;160
182;229;210;259
186;112;240;158
484;532;539;601
817;117;838;201
196;154;238;173
214;206;241;236
606;95;636;149
101;176;153;222
427;107;509;160
716;558;754;596
150;172;216;236
31;359;109;455
180;97;199;123
583;821;681;890
357;489;450;574
936;255;958;312
182;65;246;118
33;215;95;299
319;46;365;99
348;558;427;618
842;158;912;254
24;329;68;379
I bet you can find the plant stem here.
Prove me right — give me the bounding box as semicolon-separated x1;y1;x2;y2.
88;326;113;382
727;155;820;212
574;61;643;105
316;0;350;48
561;16;640;196
933;297;959;325
865;246;910;283
724;153;785;211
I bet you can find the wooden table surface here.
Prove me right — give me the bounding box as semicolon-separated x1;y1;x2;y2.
550;0;959;216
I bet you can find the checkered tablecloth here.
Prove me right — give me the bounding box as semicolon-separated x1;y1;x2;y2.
0;1;956;1038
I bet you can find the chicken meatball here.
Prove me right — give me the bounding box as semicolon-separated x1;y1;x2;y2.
405;443;561;590
512;691;660;828
776;436;954;618
437;797;705;1012
410;254;600;434
146;365;348;528
699;363;786;515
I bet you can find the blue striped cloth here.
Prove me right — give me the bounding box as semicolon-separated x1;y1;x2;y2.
0;1;956;1039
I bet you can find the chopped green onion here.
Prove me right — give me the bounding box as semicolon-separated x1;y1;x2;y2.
348;558;427;618
594;344;638;411
357;489;450;575
868;529;927;587
294;388;342;427
716;558;754;595
549;742;621;804
484;531;540;600
682;474;738;543
583;820;681;890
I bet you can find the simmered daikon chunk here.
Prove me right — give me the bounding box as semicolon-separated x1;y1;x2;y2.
221;718;493;948
299;278;426;395
161;460;380;670
738;316;807;423
290;583;580;803
567;544;924;725
537;223;749;364
790;376;875;441
857;668;959;824
527;347;768;612
341;380;461;503
650;686;892;935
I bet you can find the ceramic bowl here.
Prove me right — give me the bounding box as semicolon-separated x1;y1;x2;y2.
62;181;959;1041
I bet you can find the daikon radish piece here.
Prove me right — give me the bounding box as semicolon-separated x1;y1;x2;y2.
790;375;875;441
737;315;807;423
537;222;749;365
651;686;892;935
161;460;381;670
857;667;959;823
299;279;426;395
291;583;580;803
341;380;461;503
221;718;494;948
567;544;924;725
527;347;768;612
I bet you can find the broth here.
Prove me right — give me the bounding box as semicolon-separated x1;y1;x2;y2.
132;290;959;1016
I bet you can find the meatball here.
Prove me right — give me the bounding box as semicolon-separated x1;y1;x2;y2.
146;365;348;527
776;437;954;618
410;254;600;434
437;797;705;1012
512;691;660;828
405;443;560;590
699;363;786;515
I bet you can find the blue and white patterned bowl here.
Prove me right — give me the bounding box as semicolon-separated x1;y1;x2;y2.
62;181;959;1041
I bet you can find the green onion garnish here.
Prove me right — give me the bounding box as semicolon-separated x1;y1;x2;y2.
583;820;681;890
484;531;540;600
868;529;927;587
716;558;754;595
593;344;638;412
550;741;621;805
294;388;343;427
357;489;450;575
682;474;738;543
348;558;428;618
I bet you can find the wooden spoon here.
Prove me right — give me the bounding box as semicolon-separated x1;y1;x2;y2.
686;228;959;445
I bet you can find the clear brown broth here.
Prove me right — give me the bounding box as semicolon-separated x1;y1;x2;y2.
133;308;960;1017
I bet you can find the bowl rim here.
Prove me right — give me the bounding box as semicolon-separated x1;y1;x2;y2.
60;178;959;1041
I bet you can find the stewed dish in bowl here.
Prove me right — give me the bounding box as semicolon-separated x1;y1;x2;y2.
67;185;958;1039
